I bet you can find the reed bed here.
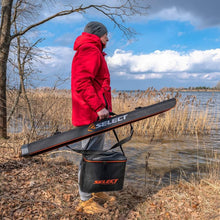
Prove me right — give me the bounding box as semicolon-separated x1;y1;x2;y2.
7;89;72;141
111;89;218;140
6;88;218;142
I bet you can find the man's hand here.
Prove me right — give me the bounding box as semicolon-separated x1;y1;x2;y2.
97;108;109;120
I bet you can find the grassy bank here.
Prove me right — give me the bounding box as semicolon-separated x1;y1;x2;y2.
1;88;219;219
0;135;219;219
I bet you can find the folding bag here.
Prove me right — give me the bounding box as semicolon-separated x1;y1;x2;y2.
75;125;133;193
80;151;127;193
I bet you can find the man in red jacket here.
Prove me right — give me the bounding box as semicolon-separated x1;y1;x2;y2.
71;22;114;214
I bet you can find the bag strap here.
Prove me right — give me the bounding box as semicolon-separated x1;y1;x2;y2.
109;124;133;155
66;123;133;155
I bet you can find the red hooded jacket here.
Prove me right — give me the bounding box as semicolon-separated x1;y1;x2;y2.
71;32;112;126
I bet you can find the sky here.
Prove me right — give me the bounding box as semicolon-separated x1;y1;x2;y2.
29;0;220;90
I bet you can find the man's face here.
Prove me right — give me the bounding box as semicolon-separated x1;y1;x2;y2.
100;33;109;48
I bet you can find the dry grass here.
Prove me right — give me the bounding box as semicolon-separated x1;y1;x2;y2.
112;89;217;139
6;88;218;144
134;177;220;220
7;89;72;143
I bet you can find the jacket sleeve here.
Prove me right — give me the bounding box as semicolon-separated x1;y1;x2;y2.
72;45;105;112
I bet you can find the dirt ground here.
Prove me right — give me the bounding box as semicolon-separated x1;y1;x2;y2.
0;155;146;219
0;134;219;220
1;151;219;220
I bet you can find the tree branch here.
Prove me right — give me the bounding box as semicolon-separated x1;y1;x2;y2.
10;1;149;40
10;5;94;40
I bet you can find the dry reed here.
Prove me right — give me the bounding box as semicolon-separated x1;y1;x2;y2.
112;89;217;140
6;88;218;143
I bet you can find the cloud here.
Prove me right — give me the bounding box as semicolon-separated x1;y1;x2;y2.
149;6;195;24
22;1;220;30
147;0;220;28
41;8;85;24
32;46;220;89
50;13;85;24
39;0;124;24
34;46;74;87
107;48;220;81
54;33;75;46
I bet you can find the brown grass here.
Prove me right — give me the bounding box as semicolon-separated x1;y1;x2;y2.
112;89;217;139
6;88;218;144
134;177;220;219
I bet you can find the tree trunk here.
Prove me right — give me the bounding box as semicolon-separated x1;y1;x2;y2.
7;84;22;122
0;0;13;138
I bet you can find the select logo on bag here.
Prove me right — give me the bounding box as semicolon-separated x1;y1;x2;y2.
93;179;119;185
88;114;128;132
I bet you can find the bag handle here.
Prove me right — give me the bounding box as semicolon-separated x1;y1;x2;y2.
66;123;133;155
110;124;133;155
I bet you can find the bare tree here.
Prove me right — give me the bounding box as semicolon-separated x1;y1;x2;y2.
0;0;149;138
7;29;43;127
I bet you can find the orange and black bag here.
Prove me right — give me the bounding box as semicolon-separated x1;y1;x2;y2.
79;125;133;193
80;151;127;193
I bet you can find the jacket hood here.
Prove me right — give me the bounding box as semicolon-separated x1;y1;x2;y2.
73;32;103;51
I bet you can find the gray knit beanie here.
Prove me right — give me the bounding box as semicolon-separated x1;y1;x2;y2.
84;21;107;38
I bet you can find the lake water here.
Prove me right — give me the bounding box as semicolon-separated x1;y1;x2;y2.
125;91;219;187
55;91;219;188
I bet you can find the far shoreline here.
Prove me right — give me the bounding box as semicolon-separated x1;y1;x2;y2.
172;89;220;92
113;89;220;93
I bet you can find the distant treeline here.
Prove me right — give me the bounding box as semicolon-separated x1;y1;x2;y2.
113;87;220;94
161;81;220;92
173;86;220;91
